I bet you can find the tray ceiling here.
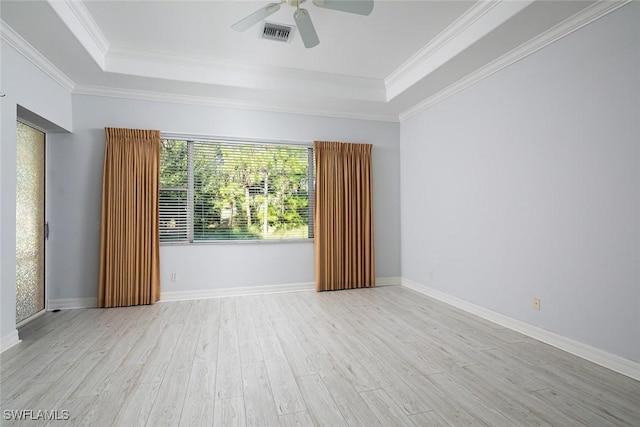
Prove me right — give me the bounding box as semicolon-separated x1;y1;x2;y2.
0;1;628;121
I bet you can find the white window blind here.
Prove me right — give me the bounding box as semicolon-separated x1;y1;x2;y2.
159;139;314;243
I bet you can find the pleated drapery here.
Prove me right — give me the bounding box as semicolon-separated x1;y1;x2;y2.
314;141;375;291
98;128;161;307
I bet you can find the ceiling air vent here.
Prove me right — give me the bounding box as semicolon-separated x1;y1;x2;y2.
262;22;294;43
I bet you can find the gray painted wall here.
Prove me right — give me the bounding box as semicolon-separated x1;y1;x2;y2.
0;41;72;341
45;95;401;300
400;3;640;362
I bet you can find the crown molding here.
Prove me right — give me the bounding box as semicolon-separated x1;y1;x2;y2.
2;15;395;123
0;20;75;92
399;0;632;121
72;84;399;123
385;0;500;94
385;0;534;102
46;0;109;69
106;48;386;103
108;47;382;89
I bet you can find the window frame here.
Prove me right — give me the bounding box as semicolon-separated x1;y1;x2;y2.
159;134;315;245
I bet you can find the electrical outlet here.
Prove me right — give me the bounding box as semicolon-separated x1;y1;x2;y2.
532;297;541;311
171;272;177;282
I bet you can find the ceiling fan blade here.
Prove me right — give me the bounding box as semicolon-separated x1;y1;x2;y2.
312;0;374;16
232;2;281;32
294;8;320;48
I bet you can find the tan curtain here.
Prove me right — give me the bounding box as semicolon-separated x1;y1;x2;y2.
98;128;161;307
314;141;375;291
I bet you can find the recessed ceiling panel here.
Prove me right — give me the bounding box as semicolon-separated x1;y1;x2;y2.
84;0;475;79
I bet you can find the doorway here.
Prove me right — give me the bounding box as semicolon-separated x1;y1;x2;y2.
15;121;46;324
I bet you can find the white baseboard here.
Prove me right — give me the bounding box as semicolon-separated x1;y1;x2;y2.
401;278;640;381
160;282;316;302
1;330;21;353
47;297;97;310
16;309;47;328
161;276;401;302
376;276;401;286
44;277;401;308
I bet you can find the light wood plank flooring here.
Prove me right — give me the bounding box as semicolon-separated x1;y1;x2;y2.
1;286;639;426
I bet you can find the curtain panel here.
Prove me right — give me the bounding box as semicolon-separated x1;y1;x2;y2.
314;141;375;291
98;128;161;307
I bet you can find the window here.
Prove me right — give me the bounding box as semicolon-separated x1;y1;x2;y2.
159;138;314;243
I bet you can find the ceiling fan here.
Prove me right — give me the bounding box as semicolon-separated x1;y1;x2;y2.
231;0;374;48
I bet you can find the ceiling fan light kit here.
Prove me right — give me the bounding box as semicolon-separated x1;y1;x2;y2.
232;0;374;48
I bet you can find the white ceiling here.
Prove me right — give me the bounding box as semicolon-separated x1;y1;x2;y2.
0;0;628;121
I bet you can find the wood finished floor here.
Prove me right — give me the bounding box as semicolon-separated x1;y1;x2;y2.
1;286;639;426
